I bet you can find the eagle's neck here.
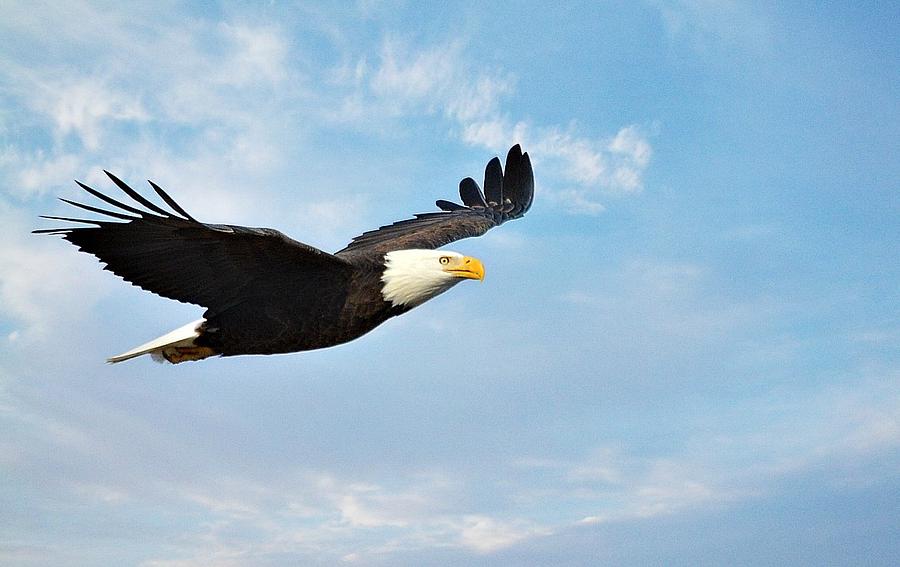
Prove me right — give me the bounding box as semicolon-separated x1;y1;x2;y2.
380;249;461;308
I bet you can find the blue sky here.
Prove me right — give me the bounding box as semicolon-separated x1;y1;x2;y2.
1;1;898;565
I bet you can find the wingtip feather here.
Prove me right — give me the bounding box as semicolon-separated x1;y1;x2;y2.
147;179;197;222
104;171;173;217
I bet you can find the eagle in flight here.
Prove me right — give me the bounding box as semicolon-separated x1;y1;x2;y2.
36;145;534;363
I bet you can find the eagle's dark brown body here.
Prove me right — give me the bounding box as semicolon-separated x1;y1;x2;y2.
35;146;534;362
196;256;406;355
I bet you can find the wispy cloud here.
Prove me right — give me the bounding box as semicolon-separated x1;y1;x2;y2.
513;446;736;527
123;470;549;564
456;515;551;553
2;6;652;219
0;201;112;341
36;78;149;151
651;0;774;55
1;373;552;563
217;23;289;86
4;4;894;566
0;10;301;218
331;38;653;212
5;354;894;565
1;149;83;198
369;39;512;124
512;371;900;530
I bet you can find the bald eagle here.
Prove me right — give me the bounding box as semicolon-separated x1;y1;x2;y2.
35;145;534;363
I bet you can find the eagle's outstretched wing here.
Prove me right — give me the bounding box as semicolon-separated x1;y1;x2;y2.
34;172;353;317
336;145;534;256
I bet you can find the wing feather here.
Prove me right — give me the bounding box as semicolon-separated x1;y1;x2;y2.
58;197;138;221
459;177;488;208
482;156;504;205
337;145;533;256
75;180;149;216
103;170;176;218
35;176;353;316
501;144;534;216
148;179;198;221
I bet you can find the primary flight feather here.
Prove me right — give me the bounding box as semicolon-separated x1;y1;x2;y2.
35;145;534;363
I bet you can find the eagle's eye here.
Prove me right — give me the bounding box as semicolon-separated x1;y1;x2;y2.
439;256;450;265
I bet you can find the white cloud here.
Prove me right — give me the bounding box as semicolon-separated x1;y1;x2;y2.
0;12;326;237
0;4;894;567
218;23;289;86
0;148;83;198
787;376;900;463
0;11;299;187
39;78;149;150
607;125;653;191
517;369;900;530
631;460;723;518
337;482;428;528
461;119;653;211
457;515;550;553
653;0;774;55
370;39;512;123
116;469;550;563
514;446;735;527
460;118;523;150
334;38;653;211
2;6;650;220
0;200;112;341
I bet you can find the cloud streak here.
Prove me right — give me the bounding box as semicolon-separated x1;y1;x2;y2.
1;3;896;566
332;38;653;211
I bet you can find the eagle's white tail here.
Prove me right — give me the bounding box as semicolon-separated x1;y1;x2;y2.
107;319;208;363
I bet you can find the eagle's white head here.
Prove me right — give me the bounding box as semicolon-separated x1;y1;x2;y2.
381;249;485;308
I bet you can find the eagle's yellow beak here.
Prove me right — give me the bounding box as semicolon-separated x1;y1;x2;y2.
446;256;485;281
